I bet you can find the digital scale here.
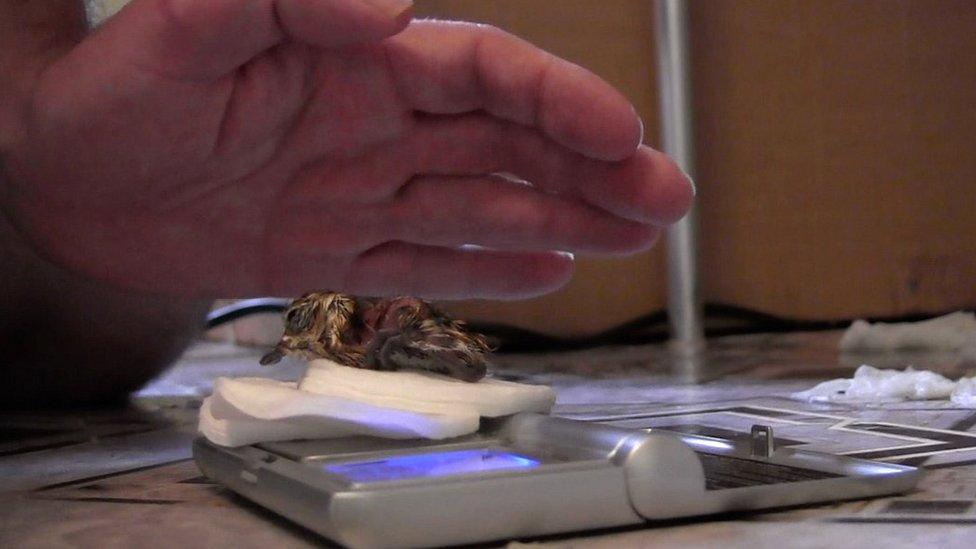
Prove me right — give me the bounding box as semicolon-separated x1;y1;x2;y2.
194;413;919;548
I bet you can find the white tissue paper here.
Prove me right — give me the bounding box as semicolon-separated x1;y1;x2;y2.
952;377;976;407
792;365;971;405
298;359;556;417
198;377;481;446
839;311;976;352
198;361;556;447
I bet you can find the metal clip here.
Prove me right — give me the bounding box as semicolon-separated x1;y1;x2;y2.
750;424;775;458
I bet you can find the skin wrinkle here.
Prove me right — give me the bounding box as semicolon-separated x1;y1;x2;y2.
474;179;544;248
210;65;247;158
269;49;333;203
291;46;403;160
379;24;414;133
356;113;418;202
528;50;556;136
269;0;288;44
536;189;571;250
334;203;384;255
273;122;419;255
469;26;491;118
253;44;325;294
397;177;441;243
486;117;517;173
234;43;315;158
467;24;552;128
408;116;457;179
398;180;475;249
126;0;260;83
388;180;420;247
150;87;240;211
508;120;571;193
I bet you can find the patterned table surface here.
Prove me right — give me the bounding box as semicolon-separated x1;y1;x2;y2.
3;330;976;548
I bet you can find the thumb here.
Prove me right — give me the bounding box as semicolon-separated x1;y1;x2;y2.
89;0;413;79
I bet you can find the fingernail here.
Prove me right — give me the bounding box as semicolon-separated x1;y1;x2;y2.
637;116;646;145
631;105;645;146
679;167;696;197
364;0;414;18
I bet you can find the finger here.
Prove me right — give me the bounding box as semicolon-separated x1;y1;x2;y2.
409;115;694;225
266;243;575;300
273;175;661;255
287;115;694;224
93;0;412;79
384;21;643;162
276;0;413;48
284;133;418;205
390;176;661;254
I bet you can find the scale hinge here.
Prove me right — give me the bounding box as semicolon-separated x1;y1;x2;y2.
750;424;775;458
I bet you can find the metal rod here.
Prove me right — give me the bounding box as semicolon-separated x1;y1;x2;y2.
654;0;705;354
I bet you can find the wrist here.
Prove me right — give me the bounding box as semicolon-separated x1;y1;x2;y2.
0;193;211;408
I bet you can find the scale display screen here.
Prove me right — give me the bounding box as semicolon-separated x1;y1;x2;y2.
323;449;540;483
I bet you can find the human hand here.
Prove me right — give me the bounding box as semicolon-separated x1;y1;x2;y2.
1;0;693;300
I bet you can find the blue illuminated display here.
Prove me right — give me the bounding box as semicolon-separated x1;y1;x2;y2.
324;449;540;483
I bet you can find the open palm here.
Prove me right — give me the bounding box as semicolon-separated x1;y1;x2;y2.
2;0;693;299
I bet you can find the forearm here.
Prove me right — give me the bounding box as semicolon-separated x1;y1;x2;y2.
0;1;209;408
0;204;211;408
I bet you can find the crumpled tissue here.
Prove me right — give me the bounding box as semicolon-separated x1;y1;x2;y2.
792;364;975;407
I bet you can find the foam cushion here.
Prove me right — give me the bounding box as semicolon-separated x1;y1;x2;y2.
198;365;556;447
298;359;556;416
198;377;479;446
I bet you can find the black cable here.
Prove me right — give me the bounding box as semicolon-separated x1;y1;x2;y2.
205;297;291;329
458;305;973;352
204;298;972;353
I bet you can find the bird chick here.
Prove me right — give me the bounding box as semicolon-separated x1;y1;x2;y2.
260;291;492;382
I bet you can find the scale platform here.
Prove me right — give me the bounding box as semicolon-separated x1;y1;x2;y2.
193;413;919;548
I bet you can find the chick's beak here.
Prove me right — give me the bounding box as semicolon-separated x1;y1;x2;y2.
260;347;285;366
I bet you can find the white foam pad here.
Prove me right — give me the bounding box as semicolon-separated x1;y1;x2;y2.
199;377;479;447
198;364;557;447
298;359;556;417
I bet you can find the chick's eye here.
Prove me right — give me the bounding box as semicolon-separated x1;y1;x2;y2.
286;308;310;333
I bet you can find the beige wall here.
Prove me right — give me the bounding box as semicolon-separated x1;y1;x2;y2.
416;0;976;335
692;0;976;320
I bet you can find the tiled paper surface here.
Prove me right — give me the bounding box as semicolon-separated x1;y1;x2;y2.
2;331;976;547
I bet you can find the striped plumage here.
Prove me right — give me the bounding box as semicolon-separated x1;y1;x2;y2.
260;291;491;382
